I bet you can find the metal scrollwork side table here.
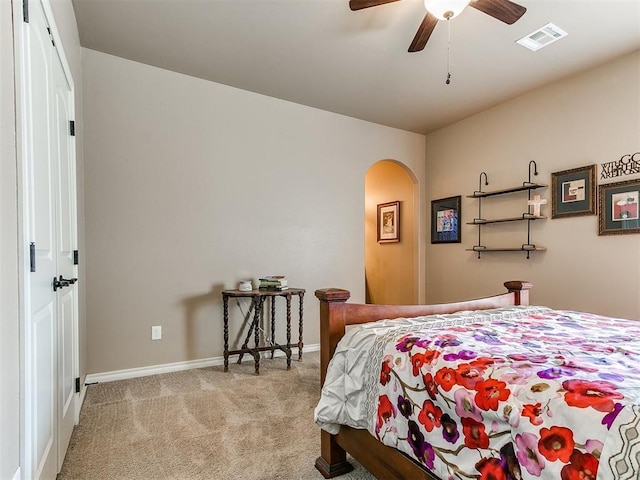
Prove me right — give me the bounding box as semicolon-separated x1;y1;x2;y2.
222;288;305;374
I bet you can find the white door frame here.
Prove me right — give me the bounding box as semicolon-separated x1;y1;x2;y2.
13;0;79;478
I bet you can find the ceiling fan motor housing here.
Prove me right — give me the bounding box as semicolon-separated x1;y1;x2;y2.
424;0;471;20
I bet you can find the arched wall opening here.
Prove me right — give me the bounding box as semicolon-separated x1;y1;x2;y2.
365;160;419;305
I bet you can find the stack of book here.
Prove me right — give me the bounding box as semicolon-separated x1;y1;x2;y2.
258;276;288;291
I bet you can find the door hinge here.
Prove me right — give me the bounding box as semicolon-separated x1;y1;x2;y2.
29;242;36;272
69;120;75;136
23;0;29;22
46;27;55;47
75;377;81;394
73;249;79;265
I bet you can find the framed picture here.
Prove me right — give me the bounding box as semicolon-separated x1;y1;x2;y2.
551;164;596;218
598;179;640;236
377;201;400;243
431;196;461;244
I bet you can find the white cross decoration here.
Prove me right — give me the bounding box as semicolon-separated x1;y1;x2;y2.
528;195;547;217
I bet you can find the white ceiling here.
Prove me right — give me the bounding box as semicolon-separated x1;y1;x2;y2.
72;0;640;134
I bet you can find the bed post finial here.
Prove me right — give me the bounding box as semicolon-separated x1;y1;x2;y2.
315;288;351;303
504;280;533;306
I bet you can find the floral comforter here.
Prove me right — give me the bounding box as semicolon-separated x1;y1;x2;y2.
314;306;640;480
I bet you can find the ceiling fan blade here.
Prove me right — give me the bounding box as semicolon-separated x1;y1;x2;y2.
470;0;526;25
349;0;401;11
408;13;438;52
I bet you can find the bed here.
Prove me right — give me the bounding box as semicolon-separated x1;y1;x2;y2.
313;281;640;480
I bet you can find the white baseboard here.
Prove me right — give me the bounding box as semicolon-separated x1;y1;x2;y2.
12;467;20;480
85;343;320;384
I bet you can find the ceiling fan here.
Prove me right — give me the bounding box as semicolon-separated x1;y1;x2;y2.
349;0;527;52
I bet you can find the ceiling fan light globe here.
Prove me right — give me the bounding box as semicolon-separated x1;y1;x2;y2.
424;0;471;20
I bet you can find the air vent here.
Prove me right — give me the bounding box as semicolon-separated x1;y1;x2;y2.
516;23;568;51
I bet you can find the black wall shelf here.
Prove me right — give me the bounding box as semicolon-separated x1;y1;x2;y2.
468;161;547;259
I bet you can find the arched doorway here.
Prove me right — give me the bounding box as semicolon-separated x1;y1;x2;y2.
365;160;418;305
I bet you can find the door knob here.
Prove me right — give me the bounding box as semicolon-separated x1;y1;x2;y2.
53;276;69;292
53;275;78;292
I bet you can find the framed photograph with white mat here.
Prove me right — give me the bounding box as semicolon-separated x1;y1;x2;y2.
377;201;400;243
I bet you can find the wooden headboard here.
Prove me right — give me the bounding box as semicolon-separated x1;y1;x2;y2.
315;280;532;384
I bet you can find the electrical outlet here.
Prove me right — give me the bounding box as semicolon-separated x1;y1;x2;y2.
151;325;162;340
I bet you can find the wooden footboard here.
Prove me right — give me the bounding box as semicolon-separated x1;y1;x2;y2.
314;281;533;479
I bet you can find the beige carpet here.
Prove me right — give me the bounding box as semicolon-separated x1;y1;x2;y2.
58;352;375;480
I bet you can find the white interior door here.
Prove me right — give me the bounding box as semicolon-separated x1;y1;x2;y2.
53;43;77;468
20;1;78;478
23;3;58;477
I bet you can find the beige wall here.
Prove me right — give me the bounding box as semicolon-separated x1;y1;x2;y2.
425;50;640;320
365;161;417;304
1;0;20;477
81;49;427;374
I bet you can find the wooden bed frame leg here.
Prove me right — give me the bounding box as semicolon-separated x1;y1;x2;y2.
315;430;354;478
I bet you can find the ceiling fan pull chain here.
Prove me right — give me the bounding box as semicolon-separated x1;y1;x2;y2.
446;18;452;84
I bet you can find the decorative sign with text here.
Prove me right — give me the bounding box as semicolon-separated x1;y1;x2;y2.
600;152;640;180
